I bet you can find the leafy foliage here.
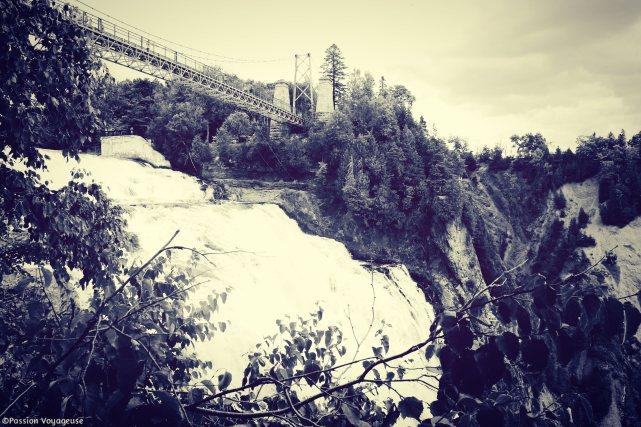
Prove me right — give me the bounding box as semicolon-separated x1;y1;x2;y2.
0;0;124;285
97;78;162;135
429;266;641;427
2;246;229;423
1;169;131;287
185;306;434;426
310;71;463;235
0;2;224;425
0;0;101;167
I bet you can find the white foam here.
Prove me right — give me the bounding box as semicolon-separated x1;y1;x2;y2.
42;149;438;419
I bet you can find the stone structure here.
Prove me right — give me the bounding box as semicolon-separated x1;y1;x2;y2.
315;77;334;121
100;135;170;168
270;80;291;139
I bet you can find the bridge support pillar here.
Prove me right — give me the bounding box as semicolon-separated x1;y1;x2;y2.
269;120;285;139
315;77;334;122
270;80;291;140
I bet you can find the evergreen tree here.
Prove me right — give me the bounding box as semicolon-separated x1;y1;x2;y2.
419;116;428;132
320;44;348;108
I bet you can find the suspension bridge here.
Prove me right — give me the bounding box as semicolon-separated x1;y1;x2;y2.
59;3;334;129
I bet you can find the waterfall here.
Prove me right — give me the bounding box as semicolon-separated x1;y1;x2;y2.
40;149;438;413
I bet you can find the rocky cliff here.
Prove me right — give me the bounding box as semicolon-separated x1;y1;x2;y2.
212;171;640;316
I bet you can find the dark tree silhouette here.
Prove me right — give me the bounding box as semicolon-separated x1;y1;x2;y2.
321;44;348;108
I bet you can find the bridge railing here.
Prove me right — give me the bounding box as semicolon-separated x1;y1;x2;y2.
59;3;290;113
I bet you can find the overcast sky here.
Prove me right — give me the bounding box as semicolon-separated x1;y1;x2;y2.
73;0;641;150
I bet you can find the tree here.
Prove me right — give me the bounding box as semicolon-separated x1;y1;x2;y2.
99;78;162;135
511;132;549;161
215;111;258;168
389;84;415;109
1;5;227;424
1;0;113;280
419;116;427;132
147;83;209;175
1;0;101;166
216;111;255;142
320;44;348;108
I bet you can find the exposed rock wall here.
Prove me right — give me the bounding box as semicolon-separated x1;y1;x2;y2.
206;172;641;315
561;180;641;303
428;218;487;309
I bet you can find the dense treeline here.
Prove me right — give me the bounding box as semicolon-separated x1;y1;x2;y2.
214;71;463;235
98;48;459;237
101;76;641;234
456;131;641;228
98;78;232;175
101;71;465;238
310;72;462;234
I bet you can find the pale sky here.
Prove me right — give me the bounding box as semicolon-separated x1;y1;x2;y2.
72;0;641;150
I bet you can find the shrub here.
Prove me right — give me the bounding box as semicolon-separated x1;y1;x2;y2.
188;135;214;176
577;233;597;247
579;132;641;227
604;250;618;267
577;207;590;228
487;148;511;172
553;191;567;210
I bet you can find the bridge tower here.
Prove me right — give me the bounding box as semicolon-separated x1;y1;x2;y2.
269;80;291;139
315;77;335;121
293;53;313;116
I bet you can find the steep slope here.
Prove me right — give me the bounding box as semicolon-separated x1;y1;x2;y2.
223;168;641;315
562;180;641;301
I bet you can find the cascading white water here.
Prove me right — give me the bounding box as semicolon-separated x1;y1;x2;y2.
39;148;438;418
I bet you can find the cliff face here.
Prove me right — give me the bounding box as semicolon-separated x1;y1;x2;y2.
216;174;533;310
214;179;493;309
215;172;640;315
561;180;641;301
193;166;641;425
263;175;641;426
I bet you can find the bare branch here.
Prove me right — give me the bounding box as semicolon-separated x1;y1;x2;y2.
38;267;62;330
338;266;377;382
115;278;210;324
0;382;36;418
189;328;444;419
284;386;320;427
458;258;529;312
81;315;103;405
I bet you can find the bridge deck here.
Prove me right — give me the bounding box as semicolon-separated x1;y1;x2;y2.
62;5;303;126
